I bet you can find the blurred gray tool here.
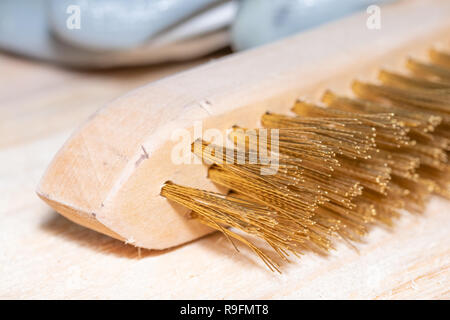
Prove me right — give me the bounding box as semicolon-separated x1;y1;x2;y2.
0;0;394;67
0;0;236;67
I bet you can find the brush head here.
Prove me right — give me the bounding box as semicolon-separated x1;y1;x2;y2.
36;0;450;252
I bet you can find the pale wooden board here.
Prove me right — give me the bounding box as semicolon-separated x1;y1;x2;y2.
1;33;449;300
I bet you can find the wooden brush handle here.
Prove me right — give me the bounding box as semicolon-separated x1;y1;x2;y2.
37;0;450;249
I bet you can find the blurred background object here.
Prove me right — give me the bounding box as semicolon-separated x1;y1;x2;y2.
0;0;393;67
232;0;392;51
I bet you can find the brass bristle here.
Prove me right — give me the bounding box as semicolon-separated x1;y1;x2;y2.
378;69;450;90
160;182;284;272
160;49;450;271
429;49;450;69
407;58;450;81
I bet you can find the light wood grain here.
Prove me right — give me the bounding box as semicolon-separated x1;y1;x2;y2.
1;0;449;299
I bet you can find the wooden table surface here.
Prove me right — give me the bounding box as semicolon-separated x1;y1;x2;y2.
0;52;449;299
